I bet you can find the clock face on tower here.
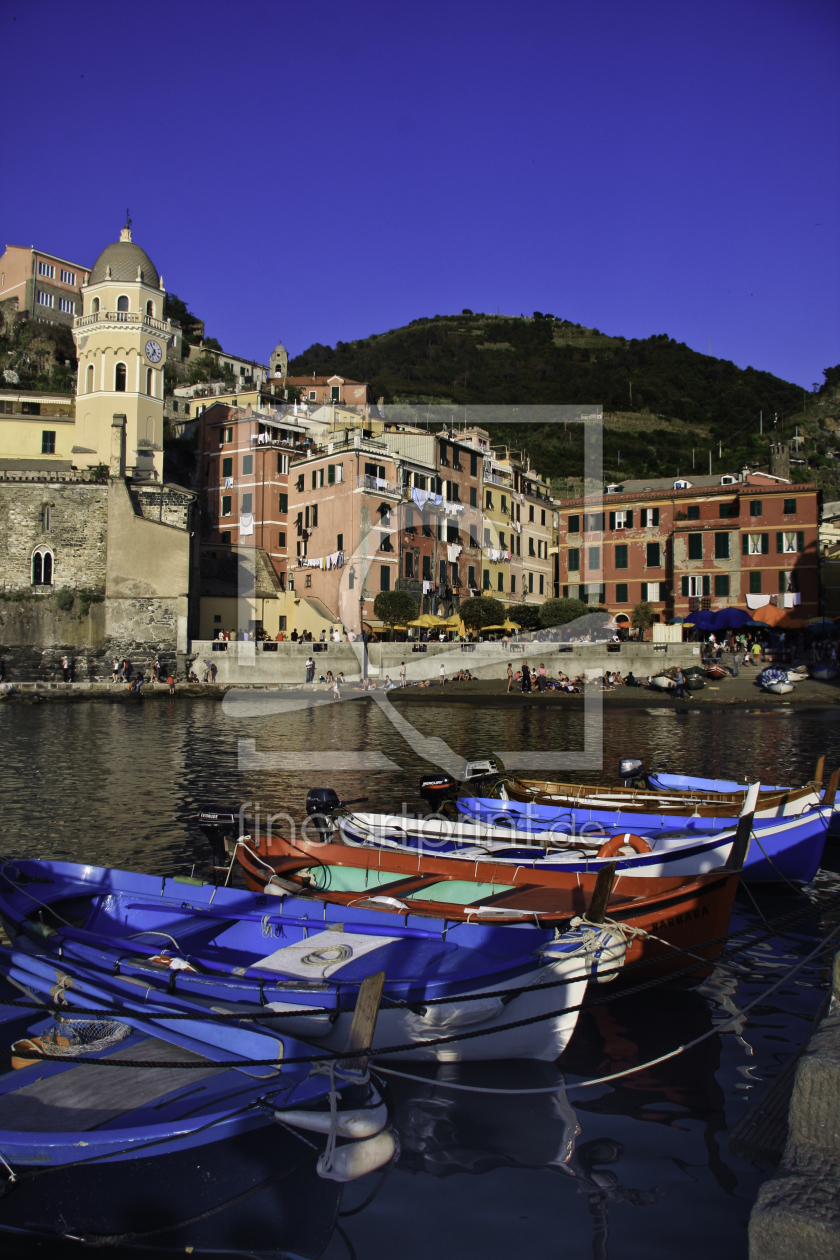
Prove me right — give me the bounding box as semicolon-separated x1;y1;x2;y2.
145;340;162;364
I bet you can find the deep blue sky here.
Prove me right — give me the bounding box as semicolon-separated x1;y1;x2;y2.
4;0;838;387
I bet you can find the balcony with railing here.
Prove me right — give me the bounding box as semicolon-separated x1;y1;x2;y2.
356;474;400;496
75;310;170;335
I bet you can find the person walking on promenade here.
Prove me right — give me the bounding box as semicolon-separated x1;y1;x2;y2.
305;655;315;684
400;661;407;688
673;667;688;701
507;662;513;693
208;660;218;684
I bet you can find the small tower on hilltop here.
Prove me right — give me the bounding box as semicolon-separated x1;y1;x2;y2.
769;442;790;480
269;342;288;380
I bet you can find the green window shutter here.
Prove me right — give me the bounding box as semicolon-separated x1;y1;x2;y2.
702;575;711;596
568;548;580;572
615;544;628;568
762;533;769;555
779;570;786;593
278;493;287;514
681;575;689;596
749;571;762;594
776;532;783;553
609;511;616;531
626;510;633;528
742;533;748;555
327;464;335;484
797;531;804;553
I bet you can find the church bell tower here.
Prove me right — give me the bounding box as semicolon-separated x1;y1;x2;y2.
72;217;169;480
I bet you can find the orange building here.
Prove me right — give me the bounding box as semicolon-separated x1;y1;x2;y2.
554;470;820;622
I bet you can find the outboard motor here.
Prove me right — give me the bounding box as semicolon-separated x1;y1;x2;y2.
197;808;239;864
305;787;342;840
419;773;457;813
619;758;645;788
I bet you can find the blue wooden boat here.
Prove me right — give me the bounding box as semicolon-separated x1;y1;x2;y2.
452;796;831;884
646;771;791;794
0;963;358;1252
0;860;621;1062
333;788;828;884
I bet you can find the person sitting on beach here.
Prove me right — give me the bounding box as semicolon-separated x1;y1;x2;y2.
383;675;396;690
417;678;432;687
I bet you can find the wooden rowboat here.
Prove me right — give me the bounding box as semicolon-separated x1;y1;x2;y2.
503;775;825;818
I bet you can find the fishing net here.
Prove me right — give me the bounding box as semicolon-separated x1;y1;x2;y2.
11;1018;132;1064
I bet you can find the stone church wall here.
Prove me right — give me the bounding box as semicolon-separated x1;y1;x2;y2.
0;473;194;680
0;473;108;592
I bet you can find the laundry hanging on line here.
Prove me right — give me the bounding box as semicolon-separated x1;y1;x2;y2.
239;513;254;537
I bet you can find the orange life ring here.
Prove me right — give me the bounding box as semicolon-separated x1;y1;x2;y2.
596;833;652;859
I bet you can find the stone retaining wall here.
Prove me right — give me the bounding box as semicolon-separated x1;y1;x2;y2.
749;952;840;1258
186;638;701;686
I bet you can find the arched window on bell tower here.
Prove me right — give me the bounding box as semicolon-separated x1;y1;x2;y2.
115;362;127;392
91;296;100;314
117;296;129;315
146;367;153;396
86;364;94;393
146;300;154;318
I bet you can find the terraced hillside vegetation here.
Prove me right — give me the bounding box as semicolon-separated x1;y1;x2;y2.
289;313;839;491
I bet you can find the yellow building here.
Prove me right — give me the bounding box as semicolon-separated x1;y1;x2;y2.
0;390;76;470
72;221;170;481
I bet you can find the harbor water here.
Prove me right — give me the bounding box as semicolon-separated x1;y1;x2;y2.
1;696;839;1258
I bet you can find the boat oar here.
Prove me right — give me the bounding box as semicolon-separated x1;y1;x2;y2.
809;754;826;787
724;782;760;870
341;970;385;1073
821;767;840;809
585;862;617;924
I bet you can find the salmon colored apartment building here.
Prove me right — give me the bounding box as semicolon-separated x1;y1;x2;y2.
554;469;820;623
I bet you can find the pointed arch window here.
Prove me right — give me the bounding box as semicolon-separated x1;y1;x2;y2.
32;547;53;586
86;364;94;393
115;362;127;392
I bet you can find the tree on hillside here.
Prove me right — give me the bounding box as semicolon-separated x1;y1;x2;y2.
507;603;541;630
539;597;588;627
163;293;204;348
631;600;655;631
460;596;505;629
373;589;417;629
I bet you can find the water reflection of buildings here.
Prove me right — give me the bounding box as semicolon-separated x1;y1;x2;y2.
385;1063;659;1260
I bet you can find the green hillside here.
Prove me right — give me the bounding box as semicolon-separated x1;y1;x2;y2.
289;313;839;490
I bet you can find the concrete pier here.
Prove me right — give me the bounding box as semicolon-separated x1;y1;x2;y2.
749;953;840;1259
